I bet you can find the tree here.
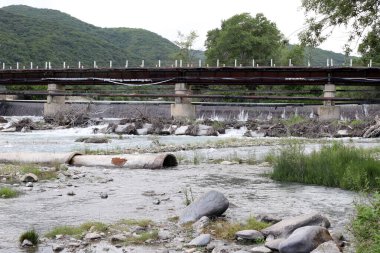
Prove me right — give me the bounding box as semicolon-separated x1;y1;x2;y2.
205;13;284;66
173;31;198;65
299;0;380;61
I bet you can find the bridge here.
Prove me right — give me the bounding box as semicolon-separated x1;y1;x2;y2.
1;67;380;120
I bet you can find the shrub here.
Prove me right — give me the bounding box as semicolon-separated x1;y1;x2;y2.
0;187;19;198
19;229;39;245
270;142;380;191
351;193;380;253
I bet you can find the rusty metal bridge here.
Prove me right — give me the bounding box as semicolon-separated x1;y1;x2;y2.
0;66;380;119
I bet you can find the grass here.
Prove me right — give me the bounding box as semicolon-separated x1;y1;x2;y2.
183;187;194;206
203;217;269;241
0;187;20;198
124;230;159;245
269;142;380;191
281;115;307;126
19;229;39;245
45;221;108;239
351;193;380;253
20;164;57;180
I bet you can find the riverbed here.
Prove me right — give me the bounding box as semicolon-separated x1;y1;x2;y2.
0;124;379;253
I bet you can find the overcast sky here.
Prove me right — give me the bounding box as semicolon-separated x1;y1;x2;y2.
0;0;353;54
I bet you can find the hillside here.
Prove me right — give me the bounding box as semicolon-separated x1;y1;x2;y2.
0;5;351;69
0;5;178;68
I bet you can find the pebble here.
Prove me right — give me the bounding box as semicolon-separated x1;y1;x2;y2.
67;191;76;196
52;244;64;252
100;192;108;199
26;182;34;187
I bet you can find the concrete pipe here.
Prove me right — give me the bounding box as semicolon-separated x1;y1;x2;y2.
70;153;178;169
0;152;178;170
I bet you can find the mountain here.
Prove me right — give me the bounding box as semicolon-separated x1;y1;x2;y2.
0;5;351;69
0;5;178;68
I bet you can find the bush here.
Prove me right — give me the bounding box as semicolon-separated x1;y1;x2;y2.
19;229;39;245
270;142;380;191
352;193;380;253
0;187;19;198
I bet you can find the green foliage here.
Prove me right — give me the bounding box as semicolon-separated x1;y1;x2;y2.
282;115;307;126
0;187;19;198
173;31;199;65
0;5;177;68
205;13;284;66
204;216;269;241
352;193;380;253
124;230;159;245
300;0;380;59
270;142;380;191
19;229;39;245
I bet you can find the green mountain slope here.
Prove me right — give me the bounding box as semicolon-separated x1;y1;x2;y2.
0;5;178;68
0;5;351;69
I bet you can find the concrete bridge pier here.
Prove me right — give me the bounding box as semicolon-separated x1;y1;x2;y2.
170;83;196;120
318;83;340;120
44;83;66;117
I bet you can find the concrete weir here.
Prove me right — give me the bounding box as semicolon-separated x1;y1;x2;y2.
0;152;178;170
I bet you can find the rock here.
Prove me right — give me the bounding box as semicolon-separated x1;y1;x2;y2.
75;137;109;143
192;216;210;234
153;199;161;205
1;127;16;132
0;116;7;123
136;128;148;135
52;244;64;252
158;230;171;240
188;234;212;247
235;230;264;241
250;246;273;253
25;182;34;187
233;251;250;253
261;213;330;238
161;125;175;135
100;192;108;199
265;238;285;251
115;124;137;135
310;240;341;253
278;226;333;253
197;124;217;136
84;232;101;240
21;239;33;247
220;161;238;165
175;126;189;135
110;234;127;242
67;191;76;196
179;190;229;224
20;173;39;182
256;214;282;224
21;126;31;132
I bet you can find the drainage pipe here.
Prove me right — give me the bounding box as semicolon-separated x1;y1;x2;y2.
0;152;178;169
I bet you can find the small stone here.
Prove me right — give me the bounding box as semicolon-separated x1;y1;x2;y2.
188;234;212;247
250;246;273;253
193;216;210;234
158;230;171;240
72;175;80;180
153;199;161;205
220;161;238;165
311;241;341;253
67;191;76;196
52;244;64;252
84;232;101;240
25;182;34;187
110;234;127;242
55;234;64;240
68;242;80;247
21;239;33;247
100;192;108;199
235;230;264;241
185;248;197;253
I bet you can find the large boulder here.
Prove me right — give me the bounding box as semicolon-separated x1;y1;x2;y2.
278;226;333;253
175;125;189;135
261;213;330;238
114;124;137;135
197;124;218;136
179;190;229;224
20;173;39;183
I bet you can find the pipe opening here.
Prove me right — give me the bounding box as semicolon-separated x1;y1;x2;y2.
162;154;178;168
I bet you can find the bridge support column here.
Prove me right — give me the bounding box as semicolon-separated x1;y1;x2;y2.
318;83;340;120
170;83;196;120
44;84;66;117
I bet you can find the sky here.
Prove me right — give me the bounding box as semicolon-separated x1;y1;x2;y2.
0;0;353;54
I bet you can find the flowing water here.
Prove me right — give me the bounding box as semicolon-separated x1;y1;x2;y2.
0;122;379;253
